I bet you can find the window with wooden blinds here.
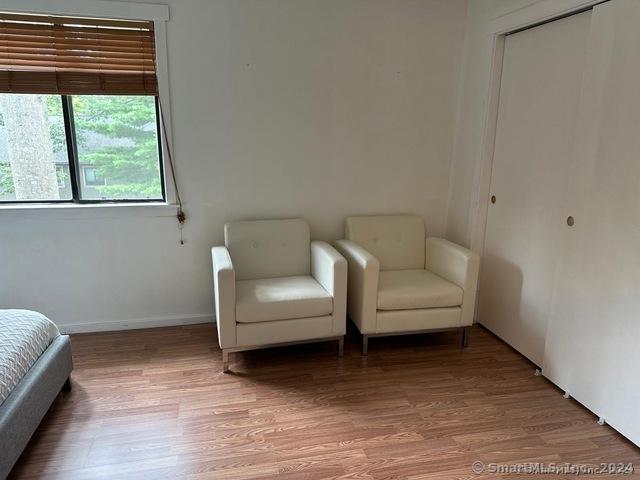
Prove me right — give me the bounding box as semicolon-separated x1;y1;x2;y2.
0;13;157;95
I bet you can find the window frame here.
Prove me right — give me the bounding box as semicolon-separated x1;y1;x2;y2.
0;94;165;205
0;1;174;212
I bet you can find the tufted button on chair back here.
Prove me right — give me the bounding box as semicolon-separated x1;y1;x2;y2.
345;215;425;271
224;219;311;280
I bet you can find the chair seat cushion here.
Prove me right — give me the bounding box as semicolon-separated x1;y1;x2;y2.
236;276;333;324
377;269;463;310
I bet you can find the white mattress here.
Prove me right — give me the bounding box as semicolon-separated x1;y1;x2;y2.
0;310;60;405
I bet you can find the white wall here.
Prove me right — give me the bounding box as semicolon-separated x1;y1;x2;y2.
0;0;467;332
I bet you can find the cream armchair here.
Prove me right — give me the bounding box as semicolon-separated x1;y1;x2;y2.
335;215;480;355
212;218;347;372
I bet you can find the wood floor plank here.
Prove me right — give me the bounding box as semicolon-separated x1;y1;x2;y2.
8;324;640;479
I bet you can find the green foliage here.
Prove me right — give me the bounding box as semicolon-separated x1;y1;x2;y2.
45;96;70;154
72;96;161;199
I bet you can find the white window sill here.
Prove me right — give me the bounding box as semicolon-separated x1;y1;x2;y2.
0;202;179;220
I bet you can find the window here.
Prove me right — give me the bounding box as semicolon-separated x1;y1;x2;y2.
73;96;162;200
0;13;164;204
0;93;163;202
0;94;71;201
56;166;67;189
82;167;106;187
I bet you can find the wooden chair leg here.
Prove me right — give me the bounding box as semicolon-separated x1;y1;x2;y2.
337;337;344;357
362;335;369;356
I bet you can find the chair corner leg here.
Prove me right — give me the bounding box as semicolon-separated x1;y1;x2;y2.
337;337;344;357
362;335;369;356
461;327;470;348
222;349;230;373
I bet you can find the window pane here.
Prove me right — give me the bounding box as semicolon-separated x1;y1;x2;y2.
83;166;106;187
0;94;71;201
72;95;163;201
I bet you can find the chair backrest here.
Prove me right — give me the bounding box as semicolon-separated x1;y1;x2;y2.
224;218;311;280
345;215;425;271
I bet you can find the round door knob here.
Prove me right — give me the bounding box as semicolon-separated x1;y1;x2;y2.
490;195;496;204
567;216;575;226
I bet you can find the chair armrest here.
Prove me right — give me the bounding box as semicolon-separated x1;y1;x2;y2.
311;241;347;335
334;240;380;334
425;237;480;326
212;246;236;348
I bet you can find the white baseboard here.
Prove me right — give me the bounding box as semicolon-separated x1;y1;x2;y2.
59;313;215;334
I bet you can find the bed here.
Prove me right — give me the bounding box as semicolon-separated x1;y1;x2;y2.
0;310;73;480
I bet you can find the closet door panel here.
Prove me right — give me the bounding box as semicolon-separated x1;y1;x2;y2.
543;0;640;446
479;11;591;365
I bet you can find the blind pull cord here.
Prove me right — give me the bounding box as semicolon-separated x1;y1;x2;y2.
158;97;186;245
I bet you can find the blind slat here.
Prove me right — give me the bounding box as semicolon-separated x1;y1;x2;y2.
1;48;156;60
0;71;157;95
0;13;154;30
1;41;156;54
0;13;157;95
0;23;155;37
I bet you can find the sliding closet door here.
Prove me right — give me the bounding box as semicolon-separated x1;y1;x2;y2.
543;0;640;446
478;11;591;366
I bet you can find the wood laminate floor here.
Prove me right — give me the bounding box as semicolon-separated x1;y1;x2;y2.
8;324;640;480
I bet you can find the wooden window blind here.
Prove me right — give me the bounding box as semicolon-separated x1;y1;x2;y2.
0;13;157;95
